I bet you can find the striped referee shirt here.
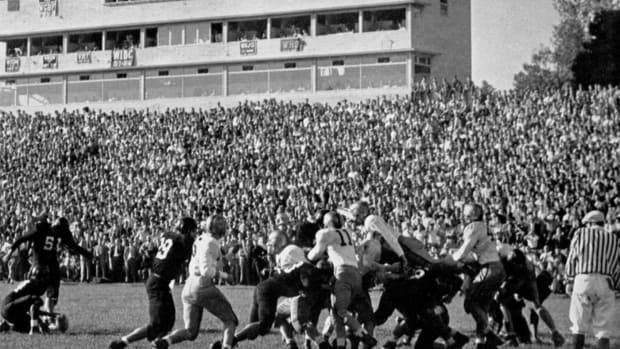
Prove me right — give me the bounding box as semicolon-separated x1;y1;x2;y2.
566;225;620;278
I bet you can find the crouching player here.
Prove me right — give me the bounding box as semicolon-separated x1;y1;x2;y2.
0;280;69;334
212;232;324;349
153;215;238;349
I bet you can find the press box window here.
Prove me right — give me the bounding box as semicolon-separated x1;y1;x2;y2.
116;73;127;79
284;62;296;69
40;77;51;83
363;8;406;32
242;65;254;71
158;70;169;76
197;68;209;74
80;75;90;81
377;57;390;63
332;60;344;66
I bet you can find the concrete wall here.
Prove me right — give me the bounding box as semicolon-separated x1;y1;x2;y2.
0;0;416;37
1;30;410;78
412;0;471;80
0;86;411;114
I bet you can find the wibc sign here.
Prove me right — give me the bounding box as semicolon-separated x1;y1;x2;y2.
280;38;304;52
77;51;92;64
42;54;58;69
240;40;257;56
5;58;21;73
111;48;135;67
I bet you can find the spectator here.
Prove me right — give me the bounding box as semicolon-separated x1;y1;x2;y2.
1;80;620;287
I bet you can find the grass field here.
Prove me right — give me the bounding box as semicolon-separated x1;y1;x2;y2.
0;282;618;349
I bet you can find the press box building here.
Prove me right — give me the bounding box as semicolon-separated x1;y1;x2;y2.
0;0;471;107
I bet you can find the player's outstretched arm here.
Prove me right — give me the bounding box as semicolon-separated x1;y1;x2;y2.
364;215;405;257
61;229;93;259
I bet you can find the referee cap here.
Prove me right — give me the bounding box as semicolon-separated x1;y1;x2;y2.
581;210;605;224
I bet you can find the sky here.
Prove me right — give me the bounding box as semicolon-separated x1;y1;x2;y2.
472;0;560;90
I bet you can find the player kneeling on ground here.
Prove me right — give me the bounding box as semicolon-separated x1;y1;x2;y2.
153;215;238;349
109;217;198;349
0;280;69;335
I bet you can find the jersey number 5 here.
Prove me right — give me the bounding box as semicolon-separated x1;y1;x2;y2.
43;236;60;251
156;239;173;260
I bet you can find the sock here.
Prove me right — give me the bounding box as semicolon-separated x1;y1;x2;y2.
121;337;130;344
336;338;346;347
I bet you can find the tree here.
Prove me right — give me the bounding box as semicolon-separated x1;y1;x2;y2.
513;46;562;91
573;10;620;86
513;0;620;90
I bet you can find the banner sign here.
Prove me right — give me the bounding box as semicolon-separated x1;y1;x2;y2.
39;0;57;17
280;38;304;52
5;58;21;73
42;54;58;69
77;51;92;64
111;48;135;67
240;40;257;56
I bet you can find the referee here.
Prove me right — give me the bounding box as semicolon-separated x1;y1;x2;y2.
566;210;620;349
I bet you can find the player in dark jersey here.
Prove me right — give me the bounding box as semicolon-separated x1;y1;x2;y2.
109;217;198;349
373;264;469;349
496;248;564;347
0;280;69;334
211;260;325;349
4;215;93;315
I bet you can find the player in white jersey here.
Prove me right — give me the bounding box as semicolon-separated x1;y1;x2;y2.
308;212;376;349
446;203;505;349
153;215;238;349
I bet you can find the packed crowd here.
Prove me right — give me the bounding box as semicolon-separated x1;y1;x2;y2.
1;80;619;288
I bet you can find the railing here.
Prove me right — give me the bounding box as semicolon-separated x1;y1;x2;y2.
0;29;410;76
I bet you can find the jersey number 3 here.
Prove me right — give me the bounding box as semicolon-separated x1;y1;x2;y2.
156;239;173;260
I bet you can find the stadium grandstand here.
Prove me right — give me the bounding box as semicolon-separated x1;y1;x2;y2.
0;0;470;109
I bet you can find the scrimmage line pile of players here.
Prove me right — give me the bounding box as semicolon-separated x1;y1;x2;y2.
0;202;566;349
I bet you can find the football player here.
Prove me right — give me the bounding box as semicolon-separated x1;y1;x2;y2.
0;280;69;334
213;230;323;348
5;215;93;316
109;217;198;349
270;229;332;349
307;211;377;349
445;203;505;349
497;245;565;347
153;215;238;349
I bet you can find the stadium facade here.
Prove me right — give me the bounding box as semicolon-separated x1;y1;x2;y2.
0;0;470;107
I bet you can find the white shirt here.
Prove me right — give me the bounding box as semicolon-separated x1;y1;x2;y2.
189;234;221;280
310;228;358;269
276;245;308;273
452;221;500;264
